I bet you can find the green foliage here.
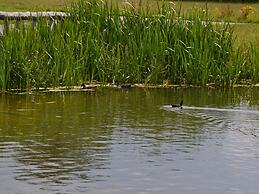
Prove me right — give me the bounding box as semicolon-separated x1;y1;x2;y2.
0;0;256;90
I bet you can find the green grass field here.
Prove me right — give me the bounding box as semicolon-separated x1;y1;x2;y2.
1;0;259;22
0;0;259;45
0;0;258;18
0;0;75;11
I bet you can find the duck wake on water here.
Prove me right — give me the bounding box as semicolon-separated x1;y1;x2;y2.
171;100;183;109
163;103;259;115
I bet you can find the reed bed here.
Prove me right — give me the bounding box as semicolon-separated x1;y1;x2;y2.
0;0;256;90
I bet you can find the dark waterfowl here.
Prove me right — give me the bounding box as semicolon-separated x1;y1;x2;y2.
81;83;97;90
114;81;131;89
119;83;131;88
171;100;183;109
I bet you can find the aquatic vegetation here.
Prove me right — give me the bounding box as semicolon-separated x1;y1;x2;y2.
0;0;256;90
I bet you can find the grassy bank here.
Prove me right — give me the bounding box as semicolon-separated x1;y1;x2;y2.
0;0;258;90
1;0;259;46
0;0;75;11
1;0;259;22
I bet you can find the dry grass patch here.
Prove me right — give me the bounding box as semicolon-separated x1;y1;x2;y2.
173;1;259;22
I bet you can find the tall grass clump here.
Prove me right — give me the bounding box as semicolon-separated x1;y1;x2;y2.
0;0;253;90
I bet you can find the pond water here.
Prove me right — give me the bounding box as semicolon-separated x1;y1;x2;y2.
1;87;259;194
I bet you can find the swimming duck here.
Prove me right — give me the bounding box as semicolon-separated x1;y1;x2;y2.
171;100;183;109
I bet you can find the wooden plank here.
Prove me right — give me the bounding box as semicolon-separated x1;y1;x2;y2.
0;11;68;20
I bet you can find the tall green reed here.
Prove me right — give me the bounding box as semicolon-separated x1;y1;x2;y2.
0;0;255;90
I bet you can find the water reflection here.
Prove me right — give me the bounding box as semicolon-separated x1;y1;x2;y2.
0;88;259;193
0;92;113;193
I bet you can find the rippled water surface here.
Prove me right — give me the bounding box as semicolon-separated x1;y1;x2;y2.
1;87;259;194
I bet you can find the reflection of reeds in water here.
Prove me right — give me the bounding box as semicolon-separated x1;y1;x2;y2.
0;93;113;186
0;0;255;90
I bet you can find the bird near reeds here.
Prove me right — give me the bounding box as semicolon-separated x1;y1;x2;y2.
114;81;131;89
81;83;97;90
171;100;183;109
